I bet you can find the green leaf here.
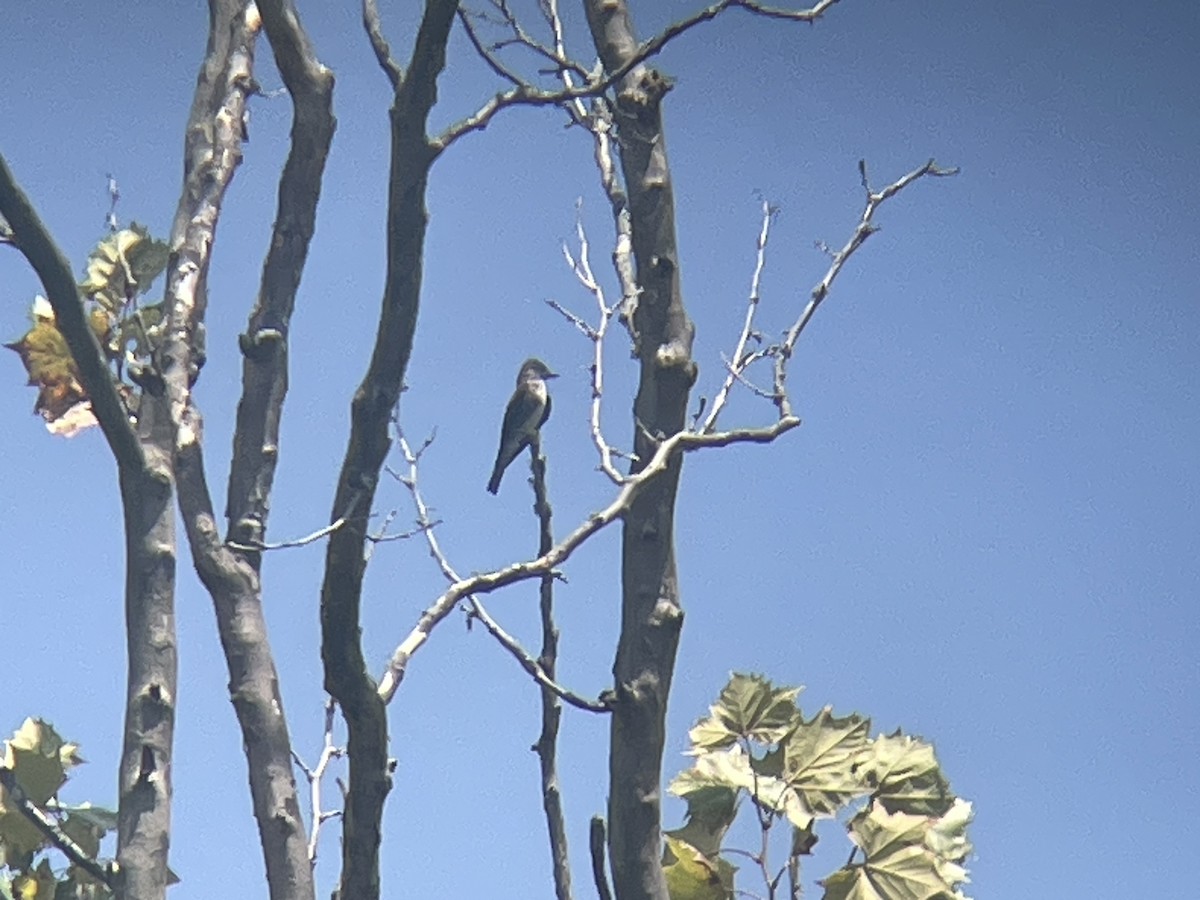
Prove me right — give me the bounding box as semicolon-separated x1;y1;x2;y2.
3;719;82;803
820;803;971;900
0;720;86;868
665;784;737;858
781;707;871;817
688;673;801;751
672;745;811;828
862;730;953;817
662;835;734;900
78;225;169;313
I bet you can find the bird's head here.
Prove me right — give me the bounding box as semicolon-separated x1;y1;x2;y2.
519;358;558;381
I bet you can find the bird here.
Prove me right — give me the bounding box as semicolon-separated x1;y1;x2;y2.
487;358;558;494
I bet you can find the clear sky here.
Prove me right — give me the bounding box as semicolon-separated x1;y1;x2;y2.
2;1;1197;897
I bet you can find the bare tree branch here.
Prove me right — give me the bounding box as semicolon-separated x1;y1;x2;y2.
362;0;403;88
552;209;627;484
387;435;608;714
151;1;331;897
377;405;795;703
291;699;346;865
769;158;959;419
590;816;615;900
701;201;777;431
529;432;575;900
326;4;458;898
458;7;526;86
437;0;841;151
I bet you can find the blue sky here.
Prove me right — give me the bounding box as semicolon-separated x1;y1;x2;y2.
2;1;1197;897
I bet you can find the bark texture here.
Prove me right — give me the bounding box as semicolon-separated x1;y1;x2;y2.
166;1;337;897
318;3;458;898
583;3;696;900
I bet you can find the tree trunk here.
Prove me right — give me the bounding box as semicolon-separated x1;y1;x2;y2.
583;3;696;899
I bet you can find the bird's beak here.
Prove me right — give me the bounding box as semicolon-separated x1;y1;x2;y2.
545;371;560;379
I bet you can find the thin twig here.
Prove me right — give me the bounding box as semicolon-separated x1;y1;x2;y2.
551;206;626;484
436;0;843;151
378;413;801;702
701;201;777;432
388;432;608;713
771;159;958;418
292;697;346;865
458;7;526;86
225;494;362;551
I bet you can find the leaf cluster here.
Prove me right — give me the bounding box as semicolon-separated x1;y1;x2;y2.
5;225;168;436
0;719;115;900
664;674;973;900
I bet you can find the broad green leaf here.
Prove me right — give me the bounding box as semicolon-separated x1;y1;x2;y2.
665;784;737;858
0;720;85;866
78;225;169;313
862;730;953;817
781;707;871;817
820;804;971;900
662;835;733;900
3;719;80;805
672;745;810;828
688;673;801;751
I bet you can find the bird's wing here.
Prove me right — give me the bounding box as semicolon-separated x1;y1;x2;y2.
501;387;545;441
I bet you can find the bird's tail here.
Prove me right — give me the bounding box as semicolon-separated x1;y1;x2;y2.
486;467;502;494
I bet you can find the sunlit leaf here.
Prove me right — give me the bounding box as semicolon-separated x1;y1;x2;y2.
52;803;116;835
5;299;87;422
3;718;80;805
662;835;733;900
862;730;953;817
781;706;871;817
688;673;801;751
820;803;971;900
78;225;169;313
665;784;737;858
672;744;811;828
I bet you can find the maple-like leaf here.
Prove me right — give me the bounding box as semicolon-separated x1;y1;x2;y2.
688;672;802;751
78;224;169;314
3;297;96;435
779;706;872;817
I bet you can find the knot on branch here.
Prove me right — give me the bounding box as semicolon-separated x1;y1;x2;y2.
237;326;284;361
653;340;694;377
618;68;674;115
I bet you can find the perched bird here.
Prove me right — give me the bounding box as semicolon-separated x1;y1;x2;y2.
487;358;558;494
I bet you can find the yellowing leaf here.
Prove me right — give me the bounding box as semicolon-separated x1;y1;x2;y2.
4;298;95;435
662;835;733;900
